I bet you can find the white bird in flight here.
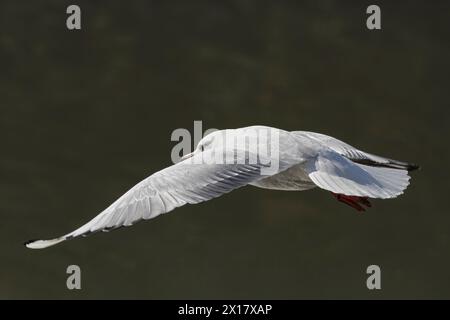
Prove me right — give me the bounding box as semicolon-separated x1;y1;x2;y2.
25;126;419;249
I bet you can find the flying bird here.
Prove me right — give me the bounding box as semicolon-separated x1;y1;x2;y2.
25;126;419;249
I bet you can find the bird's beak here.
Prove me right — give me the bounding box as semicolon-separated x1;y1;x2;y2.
180;151;196;161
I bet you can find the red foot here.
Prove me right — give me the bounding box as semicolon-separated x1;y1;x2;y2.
331;192;372;212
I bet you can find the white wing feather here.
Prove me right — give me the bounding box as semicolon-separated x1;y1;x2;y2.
294;131;417;170
26;151;269;249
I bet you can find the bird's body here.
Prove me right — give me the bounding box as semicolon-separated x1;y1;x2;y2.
250;163;316;191
25;126;419;249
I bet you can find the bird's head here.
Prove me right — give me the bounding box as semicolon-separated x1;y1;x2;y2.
180;130;228;161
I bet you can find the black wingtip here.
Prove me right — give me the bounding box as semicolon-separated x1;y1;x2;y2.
352;158;421;172
23;239;37;246
407;163;420;172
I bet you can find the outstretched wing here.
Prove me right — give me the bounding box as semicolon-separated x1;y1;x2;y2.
304;150;411;199
295;131;419;171
25;151;270;249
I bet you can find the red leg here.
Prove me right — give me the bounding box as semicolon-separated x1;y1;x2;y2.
331;193;372;212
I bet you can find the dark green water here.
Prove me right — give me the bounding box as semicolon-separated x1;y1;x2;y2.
1;0;449;299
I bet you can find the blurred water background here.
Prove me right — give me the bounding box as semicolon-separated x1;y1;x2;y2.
0;0;449;298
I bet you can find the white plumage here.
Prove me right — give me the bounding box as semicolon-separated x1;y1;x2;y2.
25;126;418;249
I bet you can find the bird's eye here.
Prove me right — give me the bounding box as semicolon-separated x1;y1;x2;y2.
200;145;204;152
